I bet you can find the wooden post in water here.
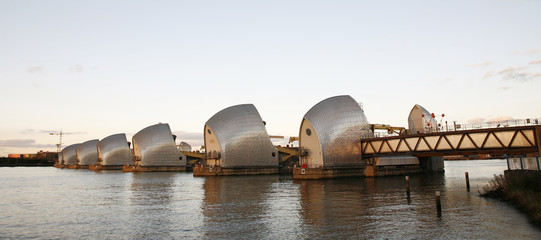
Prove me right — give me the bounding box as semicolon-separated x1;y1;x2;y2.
465;172;470;192
435;191;442;216
405;176;411;201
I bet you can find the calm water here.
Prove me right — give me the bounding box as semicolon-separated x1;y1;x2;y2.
1;160;540;239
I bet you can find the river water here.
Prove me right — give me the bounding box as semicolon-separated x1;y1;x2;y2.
1;160;540;239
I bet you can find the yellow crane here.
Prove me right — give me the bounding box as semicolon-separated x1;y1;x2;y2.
370;124;406;135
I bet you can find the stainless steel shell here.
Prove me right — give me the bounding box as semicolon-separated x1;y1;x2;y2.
61;143;80;165
76;139;99;166
179;141;192;152
408;104;437;134
97;133;133;166
205;104;278;167
301;95;372;167
132;123;185;166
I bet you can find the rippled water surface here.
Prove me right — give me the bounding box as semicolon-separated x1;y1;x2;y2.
1;160;540;239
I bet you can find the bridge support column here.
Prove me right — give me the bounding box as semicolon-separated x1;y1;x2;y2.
421;156;444;172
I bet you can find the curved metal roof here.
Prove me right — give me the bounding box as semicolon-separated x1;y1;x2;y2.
132;123;184;166
61;143;80;165
205;104;278;167
97;133;133;166
408;104;437;134
179;141;192;152
76;139;99;166
301;95;372;167
57;152;63;165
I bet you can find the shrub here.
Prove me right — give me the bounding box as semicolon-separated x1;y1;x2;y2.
481;171;541;227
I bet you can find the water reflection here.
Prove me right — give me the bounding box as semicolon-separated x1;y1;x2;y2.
126;172;203;239
1;161;540;239
293;165;541;239
297;178;368;238
201;176;275;239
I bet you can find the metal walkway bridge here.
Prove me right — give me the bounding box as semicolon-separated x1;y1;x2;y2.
361;125;541;158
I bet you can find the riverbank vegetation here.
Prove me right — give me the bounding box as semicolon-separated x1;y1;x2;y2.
481;171;541;227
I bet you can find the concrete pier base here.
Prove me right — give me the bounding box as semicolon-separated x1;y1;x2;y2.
89;164;124;170
292;166;366;179
193;166;279;176
293;164;425;179
122;165;187;172
364;165;424;177
420;156;445;172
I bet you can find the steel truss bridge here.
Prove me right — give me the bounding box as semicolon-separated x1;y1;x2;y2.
361;125;541;158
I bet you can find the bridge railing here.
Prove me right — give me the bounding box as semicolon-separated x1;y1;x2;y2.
447;118;540;132
373;118;541;138
508;157;541;171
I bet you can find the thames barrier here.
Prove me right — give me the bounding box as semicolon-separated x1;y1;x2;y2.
53;95;541;179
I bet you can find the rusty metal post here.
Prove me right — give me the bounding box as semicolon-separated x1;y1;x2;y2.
465;172;470;192
435;191;442;217
405;176;411;201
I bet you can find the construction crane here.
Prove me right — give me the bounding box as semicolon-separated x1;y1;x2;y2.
288;137;299;143
49;129;63;153
370;124;406;135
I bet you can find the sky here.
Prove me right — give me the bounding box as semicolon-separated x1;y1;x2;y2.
1;0;541;157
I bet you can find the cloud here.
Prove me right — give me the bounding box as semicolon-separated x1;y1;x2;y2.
482;71;494;80
172;130;204;147
62;131;87;135
488;115;514;122
0;139;56;148
20;129;86;135
498;86;512;90
529;60;541;65
438;77;452;84
21;129;36;134
467;117;486;123
498;67;516;75
28;66;43;73
512;49;541;55
70;64;83;73
172;130;203;140
471;62;492;67
497;67;541;82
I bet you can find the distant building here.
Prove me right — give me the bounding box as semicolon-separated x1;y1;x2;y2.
8;151;58;161
8;154;22;158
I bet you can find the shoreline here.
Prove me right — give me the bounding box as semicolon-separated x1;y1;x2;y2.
481;170;541;228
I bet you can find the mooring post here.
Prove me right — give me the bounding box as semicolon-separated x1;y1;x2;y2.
405;176;411;201
435;191;442;216
465;172;470;192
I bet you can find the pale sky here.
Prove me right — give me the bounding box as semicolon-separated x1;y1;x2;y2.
1;0;541;157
